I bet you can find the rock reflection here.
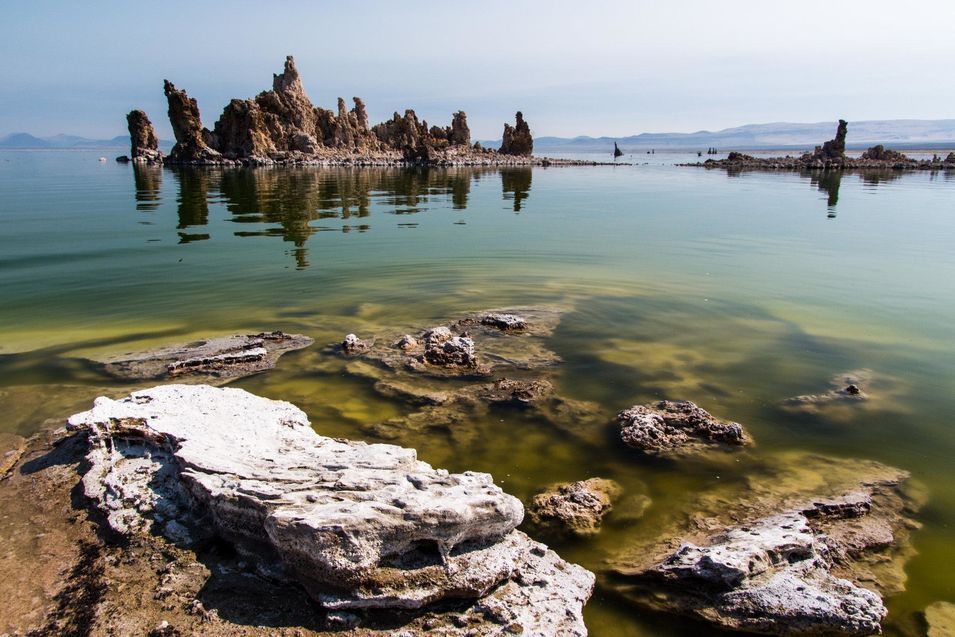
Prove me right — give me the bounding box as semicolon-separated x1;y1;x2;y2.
169;167;212;243
162;166;532;268
132;164;163;212
501;168;532;212
807;170;841;218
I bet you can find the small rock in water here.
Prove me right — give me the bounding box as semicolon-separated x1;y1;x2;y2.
616;400;751;456
481;313;528;331
395;334;418;350
528;478;622;537
341;333;369;354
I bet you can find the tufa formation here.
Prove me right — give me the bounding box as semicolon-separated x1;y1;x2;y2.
129;56;542;166
125;110;162;163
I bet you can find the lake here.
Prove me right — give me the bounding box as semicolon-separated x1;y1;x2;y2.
1;150;953;636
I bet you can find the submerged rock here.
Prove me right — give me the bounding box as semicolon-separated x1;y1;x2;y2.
126;110;162;163
99;331;312;383
67;384;594;633
528;478;621;537
616;400;750;456
925;601;955;637
782;369;875;413
604;452;924;636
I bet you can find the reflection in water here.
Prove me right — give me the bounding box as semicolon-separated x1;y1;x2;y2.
807;170;842;218
501;168;532;212
169;167;212;243
159;167;533;268
133;164;162;212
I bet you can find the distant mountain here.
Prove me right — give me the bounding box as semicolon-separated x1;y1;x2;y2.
0;133;165;149
482;119;955;153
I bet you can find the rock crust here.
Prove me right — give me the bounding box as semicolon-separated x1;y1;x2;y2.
617;400;750;456
604;453;924;636
99;331;312;383
67;384;595;634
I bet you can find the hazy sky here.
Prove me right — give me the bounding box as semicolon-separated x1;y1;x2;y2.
2;1;953;139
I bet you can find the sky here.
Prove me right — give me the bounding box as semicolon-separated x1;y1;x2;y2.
2;0;954;139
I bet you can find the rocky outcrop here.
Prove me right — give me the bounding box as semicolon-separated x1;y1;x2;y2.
336;307;605;447
163;80;221;163
860;144;907;161
528;478;621;537
126;110;162;163
98;331;312;383
499;111;533;156
811;119;848;162
450;110;471;146
604;453;925;636
67;384;595;634
617;400;751;456
685;120;955;172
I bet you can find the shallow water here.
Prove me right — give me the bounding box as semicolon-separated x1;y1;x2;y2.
1;150;954;635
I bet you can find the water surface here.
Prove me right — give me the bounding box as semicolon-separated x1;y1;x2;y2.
1;150;954;635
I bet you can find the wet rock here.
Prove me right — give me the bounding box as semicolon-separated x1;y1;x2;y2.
617;400;751;456
499;111;534;156
481;312;528;331
477;378;553;405
67;384;594;631
528;478;622;537
925;601;955;637
126;110;162;163
780;369;873;414
341;333;370;354
604;453;924;636
163;80;221;163
395;334;418;351
99;331;312;383
423;328;477;368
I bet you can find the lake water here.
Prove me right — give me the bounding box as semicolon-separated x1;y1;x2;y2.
1;150;954;635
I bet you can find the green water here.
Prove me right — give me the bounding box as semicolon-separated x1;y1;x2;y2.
1;150;953;635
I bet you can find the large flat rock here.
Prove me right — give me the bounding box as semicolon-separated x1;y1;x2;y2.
67;384;594;635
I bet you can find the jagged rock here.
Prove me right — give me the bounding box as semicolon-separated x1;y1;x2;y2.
617;400;751;456
947;152;955;163
341;333;369;354
450;111;470;146
126;110;162;163
423;327;477;368
860;144;907;161
811;119;848;162
528;478;621;537
499;111;533;156
163;80;221;163
67;384;594;632
605;453;923;636
925;601;955;637
212;98;277;158
99;331;312;383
